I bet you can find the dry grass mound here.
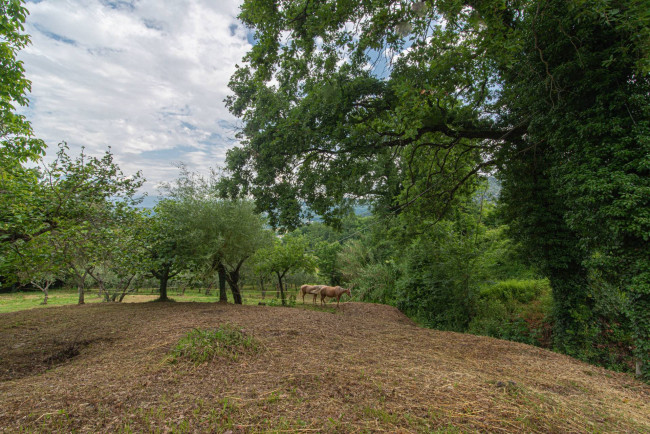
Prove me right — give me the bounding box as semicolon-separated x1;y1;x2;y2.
0;301;648;433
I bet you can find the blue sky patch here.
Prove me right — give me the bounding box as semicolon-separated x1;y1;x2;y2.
100;0;135;12
143;19;165;32
33;23;77;46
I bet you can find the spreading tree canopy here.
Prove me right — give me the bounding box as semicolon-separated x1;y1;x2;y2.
223;0;649;376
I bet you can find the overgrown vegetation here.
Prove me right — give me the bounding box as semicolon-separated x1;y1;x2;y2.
170;325;259;364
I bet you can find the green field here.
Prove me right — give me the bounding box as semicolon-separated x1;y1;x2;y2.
0;286;320;314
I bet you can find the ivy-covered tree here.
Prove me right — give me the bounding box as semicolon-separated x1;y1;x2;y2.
492;1;650;373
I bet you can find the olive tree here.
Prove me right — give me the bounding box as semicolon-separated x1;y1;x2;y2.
149;168;272;304
253;235;315;305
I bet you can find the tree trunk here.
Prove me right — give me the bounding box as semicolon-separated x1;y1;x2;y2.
75;269;89;305
78;285;85;304
225;269;243;305
98;282;110;302
628;268;649;380
217;262;228;303
33;281;51;305
117;275;136;303
159;273;169;301
86;268;110;302
154;263;171;301
276;272;286;306
260;277;266;299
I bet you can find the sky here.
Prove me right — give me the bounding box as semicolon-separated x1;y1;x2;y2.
19;0;252;194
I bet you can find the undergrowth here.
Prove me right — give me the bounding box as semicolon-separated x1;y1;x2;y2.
169;325;259;364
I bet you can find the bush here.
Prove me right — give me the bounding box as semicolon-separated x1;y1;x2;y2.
392;227;480;332
468;279;553;346
170;325;259;364
480;279;550;304
353;262;400;305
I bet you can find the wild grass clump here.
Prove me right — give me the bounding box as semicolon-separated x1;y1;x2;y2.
170;325;259;364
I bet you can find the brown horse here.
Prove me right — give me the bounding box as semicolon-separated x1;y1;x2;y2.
319;285;351;307
299;284;324;304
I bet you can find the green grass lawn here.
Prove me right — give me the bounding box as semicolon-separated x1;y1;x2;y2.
0;286;334;314
0;289;103;313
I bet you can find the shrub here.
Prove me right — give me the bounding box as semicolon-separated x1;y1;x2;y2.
170;325;259;364
480;279;551;304
353;262;400;305
468;279;553;346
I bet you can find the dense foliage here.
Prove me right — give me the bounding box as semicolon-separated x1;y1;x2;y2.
222;0;649;377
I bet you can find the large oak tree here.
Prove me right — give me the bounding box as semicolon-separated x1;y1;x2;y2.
222;0;649;376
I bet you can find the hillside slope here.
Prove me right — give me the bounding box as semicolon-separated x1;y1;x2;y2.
0;302;648;432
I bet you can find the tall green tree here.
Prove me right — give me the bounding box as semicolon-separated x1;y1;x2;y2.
253;235;315;305
224;0;649;376
0;0;44;163
216;200;274;304
2;144;145;301
47;145;144;303
84;208;148;303
195;198;273;304
152;167;272;303
145;200;197;302
0;0;46;261
8;232;64;304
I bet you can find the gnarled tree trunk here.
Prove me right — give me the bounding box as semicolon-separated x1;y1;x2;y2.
217;262;228;303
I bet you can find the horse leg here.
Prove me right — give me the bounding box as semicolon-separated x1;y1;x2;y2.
302;291;305;304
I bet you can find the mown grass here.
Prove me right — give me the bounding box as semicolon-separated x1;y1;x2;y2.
1;301;648;433
0;289;104;314
0;286;341;314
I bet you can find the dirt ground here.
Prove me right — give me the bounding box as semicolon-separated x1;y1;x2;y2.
0;301;648;433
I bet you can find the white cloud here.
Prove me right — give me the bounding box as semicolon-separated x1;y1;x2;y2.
19;0;251;193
